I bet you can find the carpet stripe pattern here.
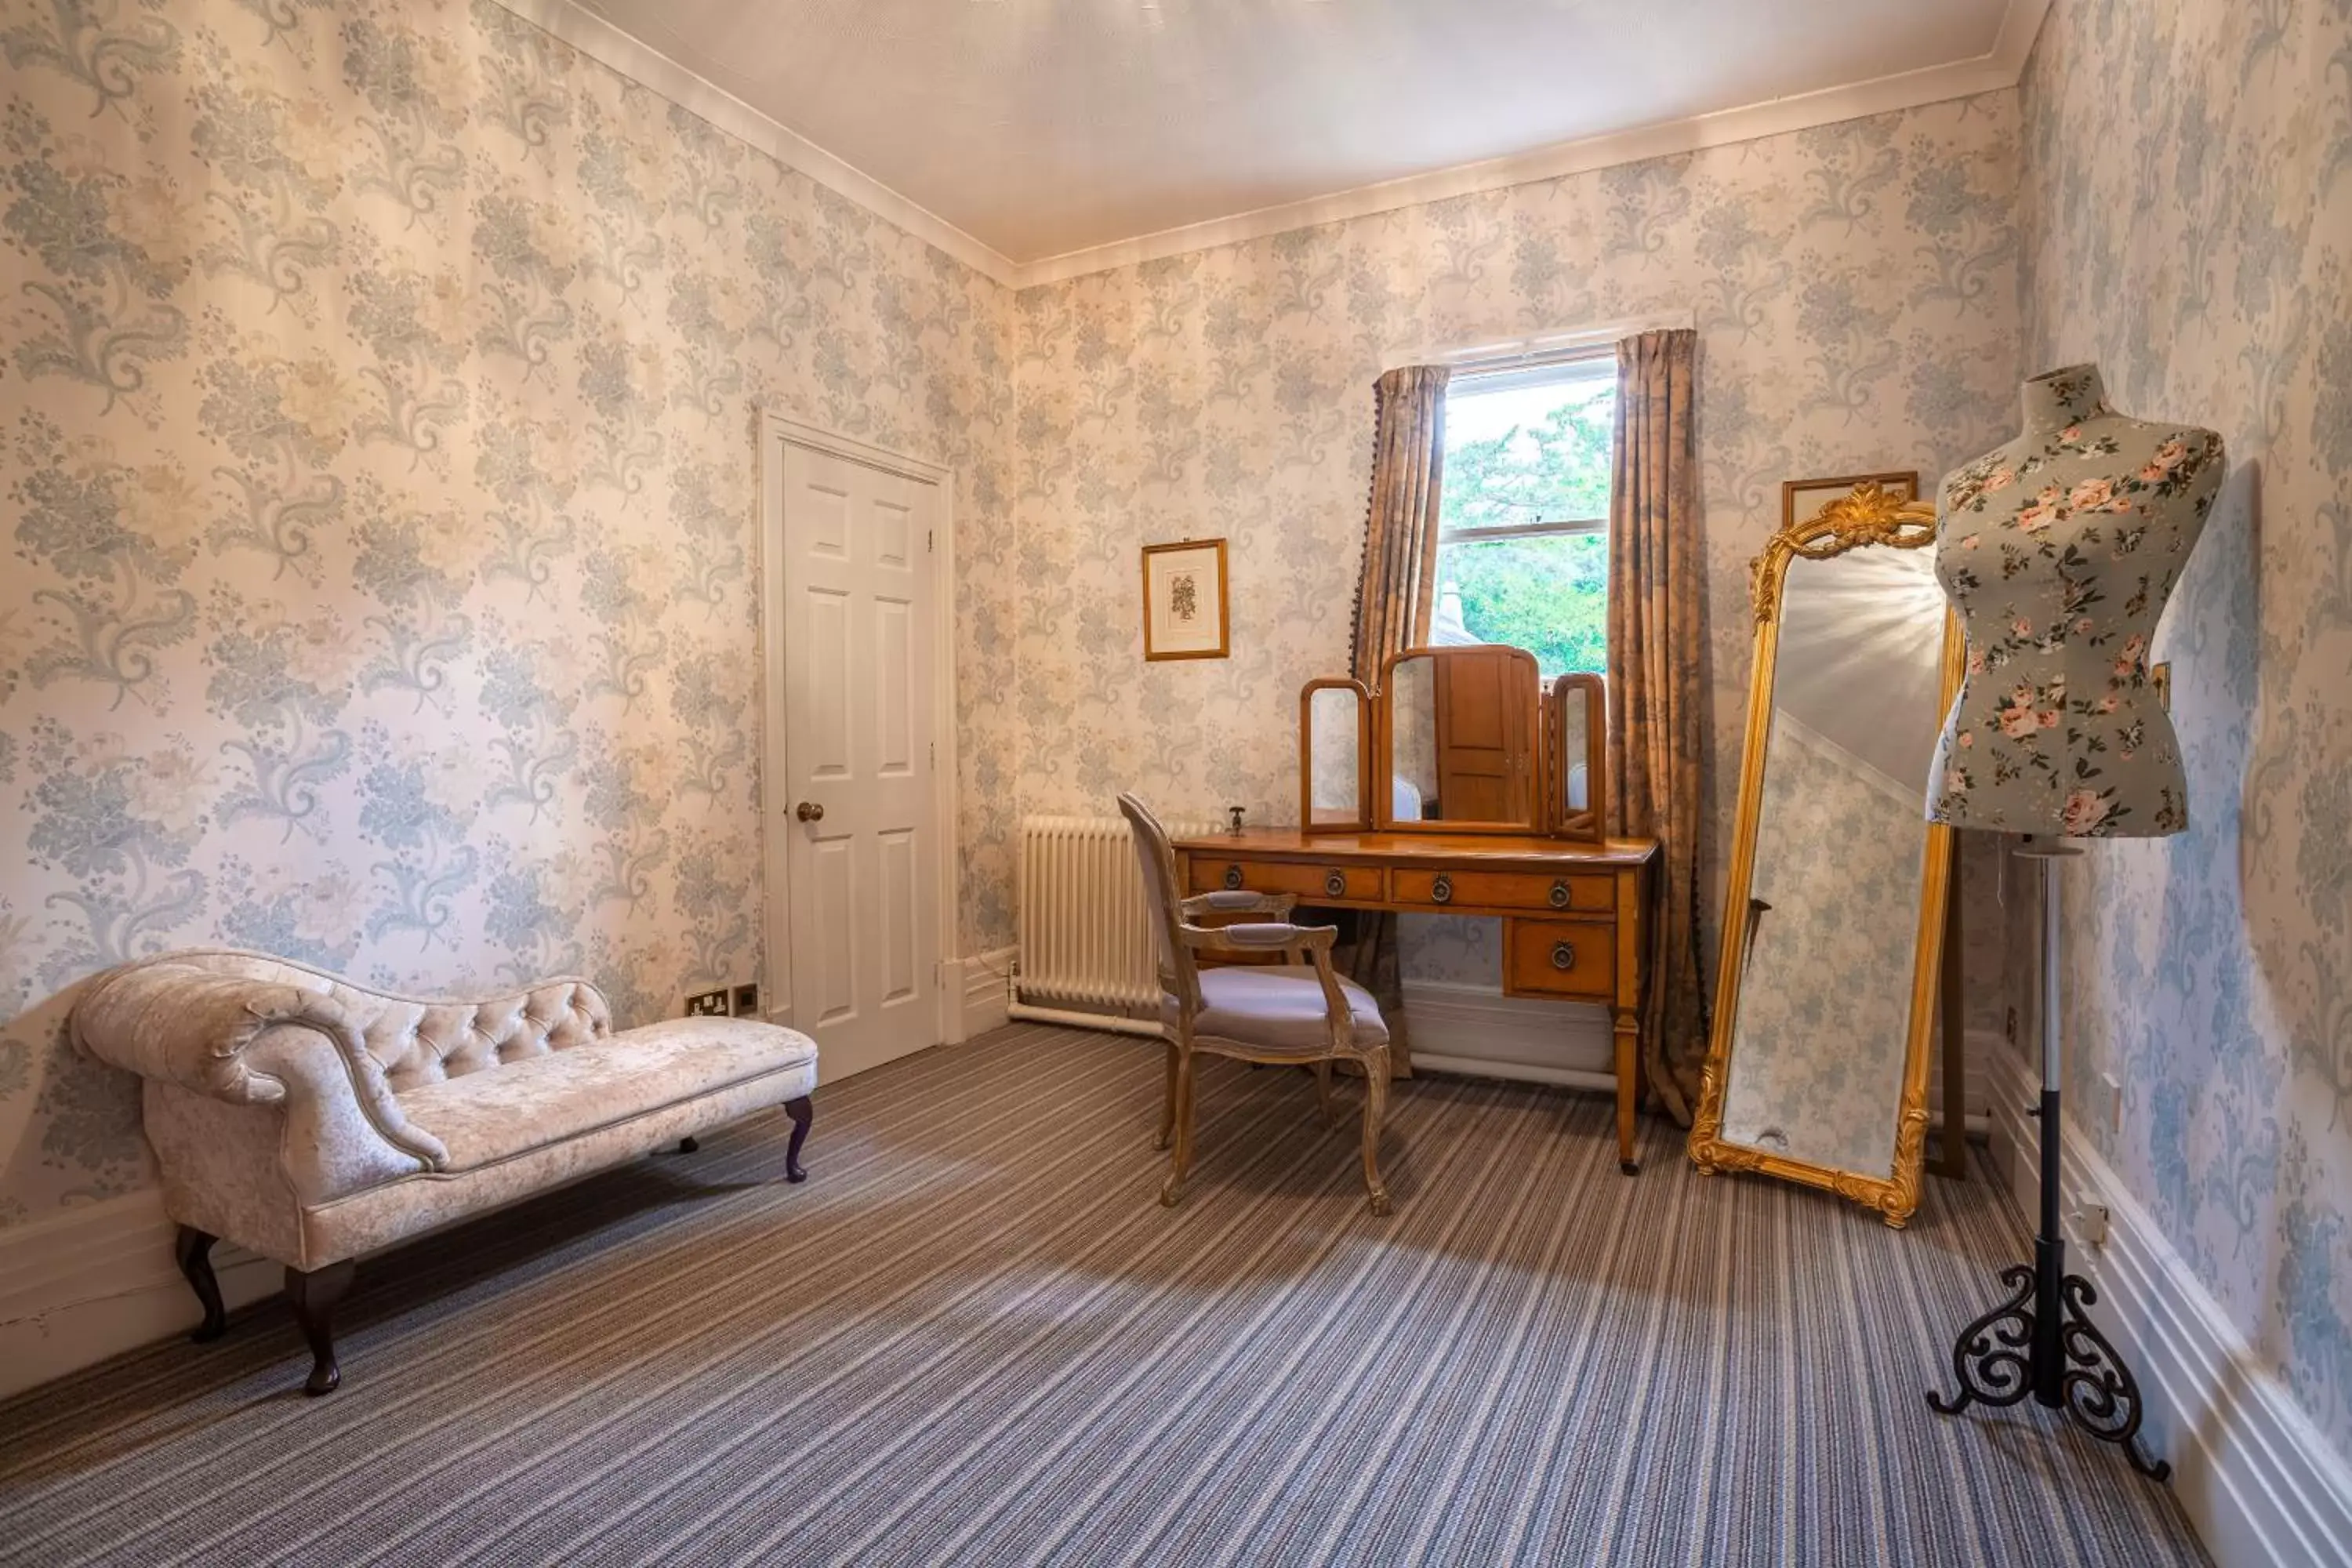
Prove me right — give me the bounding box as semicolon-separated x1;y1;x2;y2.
0;1024;2209;1566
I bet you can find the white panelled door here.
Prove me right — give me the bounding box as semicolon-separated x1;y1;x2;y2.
777;441;940;1080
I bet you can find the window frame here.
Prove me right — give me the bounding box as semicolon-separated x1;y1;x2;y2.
1436;347;1617;550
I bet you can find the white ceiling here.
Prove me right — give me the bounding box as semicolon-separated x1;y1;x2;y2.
561;0;2030;279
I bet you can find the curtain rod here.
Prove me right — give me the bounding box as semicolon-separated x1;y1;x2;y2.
1385;308;1696;375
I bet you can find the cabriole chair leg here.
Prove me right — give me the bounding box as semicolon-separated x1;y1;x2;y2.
784;1094;812;1182
285;1259;357;1396
175;1225;227;1342
1360;1051;1392;1217
1157;1039;1178;1151
1313;1058;1336;1127
1160;1048;1197;1207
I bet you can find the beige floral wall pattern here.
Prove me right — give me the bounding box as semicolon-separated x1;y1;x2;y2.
0;0;1015;1225
1006;96;2024;988
2013;0;2352;1463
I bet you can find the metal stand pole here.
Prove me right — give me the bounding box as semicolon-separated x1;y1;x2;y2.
1927;843;2169;1480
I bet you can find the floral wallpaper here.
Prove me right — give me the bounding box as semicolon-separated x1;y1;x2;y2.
1720;713;1923;1179
1005;96;2025;989
0;0;1015;1227
2013;0;2352;1462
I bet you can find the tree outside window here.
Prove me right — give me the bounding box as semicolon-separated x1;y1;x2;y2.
1436;361;1613;677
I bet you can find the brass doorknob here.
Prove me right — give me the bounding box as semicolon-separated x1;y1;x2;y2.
795;800;824;822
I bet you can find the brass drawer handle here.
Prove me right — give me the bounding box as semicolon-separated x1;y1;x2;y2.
1552;941;1577;971
1324;870;1347;898
1549;879;1571;909
1431;874;1453;905
1223;865;1244;890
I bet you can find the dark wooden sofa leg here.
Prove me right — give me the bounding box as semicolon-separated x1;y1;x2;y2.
175;1225;227;1342
286;1259;357;1396
784;1094;812;1183
678;1136;700;1153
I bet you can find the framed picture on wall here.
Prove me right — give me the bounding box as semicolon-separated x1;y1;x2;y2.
1783;470;1920;530
1141;538;1230;661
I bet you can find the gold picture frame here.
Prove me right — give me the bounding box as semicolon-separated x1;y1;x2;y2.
1689;480;1962;1227
1141;539;1230;661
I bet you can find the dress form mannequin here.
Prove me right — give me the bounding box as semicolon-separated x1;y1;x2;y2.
1925;364;2223;837
1924;364;2222;1480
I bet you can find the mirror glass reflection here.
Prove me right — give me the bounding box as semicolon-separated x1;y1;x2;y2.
1719;545;1947;1178
1306;686;1363;826
1559;688;1592;815
1385;648;1538;826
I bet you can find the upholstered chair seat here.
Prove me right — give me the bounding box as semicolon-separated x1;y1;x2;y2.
1167;966;1390;1054
1120;793;1396;1214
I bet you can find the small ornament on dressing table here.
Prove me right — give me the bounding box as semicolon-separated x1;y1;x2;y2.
1226;805;1246;836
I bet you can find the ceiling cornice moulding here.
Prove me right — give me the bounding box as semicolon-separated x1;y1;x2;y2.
499;0;2051;293
495;0;1023;285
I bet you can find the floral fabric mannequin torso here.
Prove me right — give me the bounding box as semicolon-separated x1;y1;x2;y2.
1925;364;2223;837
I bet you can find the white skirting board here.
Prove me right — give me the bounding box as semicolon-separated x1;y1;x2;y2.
1984;1042;2352;1566
962;946;1015;1039
0;1189;281;1401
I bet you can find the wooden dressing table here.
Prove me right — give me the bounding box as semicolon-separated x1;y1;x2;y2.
1170;827;1660;1172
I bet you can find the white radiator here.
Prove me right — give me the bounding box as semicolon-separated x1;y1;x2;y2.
1015;813;1217;1021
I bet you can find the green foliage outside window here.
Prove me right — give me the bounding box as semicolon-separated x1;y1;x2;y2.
1437;389;1613;677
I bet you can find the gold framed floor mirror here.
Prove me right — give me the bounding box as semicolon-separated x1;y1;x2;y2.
1687;481;1965;1226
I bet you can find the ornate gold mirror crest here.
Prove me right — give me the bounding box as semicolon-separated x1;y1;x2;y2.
1690;479;1962;1227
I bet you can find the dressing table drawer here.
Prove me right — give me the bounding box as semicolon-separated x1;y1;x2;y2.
1504;918;1617;1000
1189;858;1384;903
1392;869;1613;914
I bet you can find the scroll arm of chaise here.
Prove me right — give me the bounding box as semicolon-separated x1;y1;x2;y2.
72;963;450;1182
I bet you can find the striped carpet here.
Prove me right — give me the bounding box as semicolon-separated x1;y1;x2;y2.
0;1024;2209;1566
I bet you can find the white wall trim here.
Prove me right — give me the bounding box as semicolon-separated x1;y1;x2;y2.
1984;1043;2352;1568
1399;981;1614;1079
1014;20;2042;287
757;412;965;1052
962;946;1015;1039
495;0;2045;292
0;1192;279;1400
489;0;1019;285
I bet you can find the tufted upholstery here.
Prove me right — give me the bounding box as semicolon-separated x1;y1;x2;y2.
74;948;616;1093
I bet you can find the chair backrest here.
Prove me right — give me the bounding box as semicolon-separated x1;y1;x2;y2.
1116;793;1200;1014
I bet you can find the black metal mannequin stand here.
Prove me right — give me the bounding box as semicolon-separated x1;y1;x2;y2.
1926;842;2169;1480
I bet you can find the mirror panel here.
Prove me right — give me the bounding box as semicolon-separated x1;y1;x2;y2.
1690;483;1957;1224
1299;679;1370;833
1548;673;1606;841
1377;646;1541;831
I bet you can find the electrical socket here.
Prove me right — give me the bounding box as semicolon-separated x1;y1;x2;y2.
2070;1195;2111;1247
684;989;731;1018
731;982;760;1017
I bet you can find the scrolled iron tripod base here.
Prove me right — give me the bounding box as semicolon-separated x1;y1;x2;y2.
1929;1258;2170;1480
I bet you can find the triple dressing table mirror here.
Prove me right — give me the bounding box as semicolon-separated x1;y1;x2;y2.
1299;648;1607;842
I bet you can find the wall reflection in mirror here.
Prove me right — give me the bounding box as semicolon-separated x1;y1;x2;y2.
1690;483;1958;1225
1301;680;1370;831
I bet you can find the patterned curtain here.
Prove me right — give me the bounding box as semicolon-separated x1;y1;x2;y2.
1606;329;1708;1123
1339;365;1451;1072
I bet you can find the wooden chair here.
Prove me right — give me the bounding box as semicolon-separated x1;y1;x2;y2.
1117;793;1396;1215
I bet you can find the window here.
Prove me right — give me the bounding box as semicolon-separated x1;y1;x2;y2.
1435;353;1613;677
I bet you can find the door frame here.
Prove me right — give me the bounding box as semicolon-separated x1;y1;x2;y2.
757;409;966;1050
